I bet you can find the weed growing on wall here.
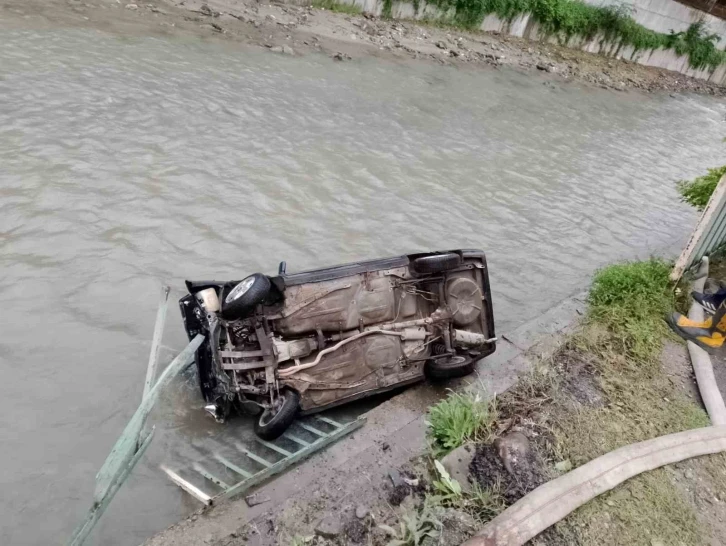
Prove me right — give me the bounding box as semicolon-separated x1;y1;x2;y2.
394;0;726;70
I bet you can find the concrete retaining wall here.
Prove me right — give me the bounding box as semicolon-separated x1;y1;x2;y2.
344;0;726;84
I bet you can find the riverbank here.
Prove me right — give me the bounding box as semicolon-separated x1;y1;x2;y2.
144;293;587;545
217;259;726;546
3;0;725;96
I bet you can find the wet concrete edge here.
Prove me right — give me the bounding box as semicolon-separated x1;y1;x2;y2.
143;290;588;546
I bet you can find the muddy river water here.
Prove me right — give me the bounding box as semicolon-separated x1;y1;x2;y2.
1;25;725;545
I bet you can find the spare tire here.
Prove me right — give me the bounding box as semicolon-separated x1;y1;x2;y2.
425;354;475;381
412;253;462;274
221;273;271;320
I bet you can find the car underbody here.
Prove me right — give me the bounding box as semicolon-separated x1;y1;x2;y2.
180;249;496;439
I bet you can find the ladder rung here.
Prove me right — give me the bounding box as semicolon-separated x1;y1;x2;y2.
255;438;293;457
161;466;212;505
235;443;274;468
214;454;252;479
283;433;310;447
316;416;343;428
298;422;327;437
193;463;231;490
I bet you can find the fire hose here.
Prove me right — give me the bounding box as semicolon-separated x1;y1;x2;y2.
463;256;726;546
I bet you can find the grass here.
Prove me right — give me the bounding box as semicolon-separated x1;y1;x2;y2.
380;0;726;70
379;499;442;545
426;390;497;455
545;259;711;544
587;258;675;361
311;0;363;15
677;165;726;210
572;470;706;546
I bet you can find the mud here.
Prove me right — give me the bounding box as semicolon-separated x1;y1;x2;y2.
470;441;549;504
343;518;368;543
559;350;606;408
387;470;429;506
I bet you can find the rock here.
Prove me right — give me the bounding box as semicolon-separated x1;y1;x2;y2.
332;52;351;61
389;469;405;487
536;62;556;72
554;459;572;473
125;3;138;9
435;41;447;49
495;432;531;475
316;514;343;538
245;493;271;507
449;49;459;57
685;468;695;480
355;504;369;519
440;442;476;493
282;45;294;55
270;46;284;53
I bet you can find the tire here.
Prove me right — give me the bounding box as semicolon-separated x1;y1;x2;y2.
254;389;300;440
221;273;271;320
412;253;462;274
425;354;475;381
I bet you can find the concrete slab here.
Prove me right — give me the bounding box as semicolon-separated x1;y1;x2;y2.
502;291;587;352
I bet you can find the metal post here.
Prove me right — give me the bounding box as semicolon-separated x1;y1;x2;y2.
143;286;170;400
68;312;204;546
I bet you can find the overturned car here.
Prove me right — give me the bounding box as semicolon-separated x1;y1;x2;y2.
180;250;496;439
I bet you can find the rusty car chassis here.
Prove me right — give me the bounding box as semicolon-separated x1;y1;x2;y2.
180;250;496;439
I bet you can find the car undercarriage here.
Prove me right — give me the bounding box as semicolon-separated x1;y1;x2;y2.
180;250;496;439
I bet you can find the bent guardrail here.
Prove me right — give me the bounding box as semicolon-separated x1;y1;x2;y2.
69;287;204;546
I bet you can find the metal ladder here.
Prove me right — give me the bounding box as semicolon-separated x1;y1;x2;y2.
162;415;365;505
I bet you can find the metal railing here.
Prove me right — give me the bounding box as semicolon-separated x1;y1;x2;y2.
672;174;726;281
69;287;203;546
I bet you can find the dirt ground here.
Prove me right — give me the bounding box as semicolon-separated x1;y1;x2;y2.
3;0;725;97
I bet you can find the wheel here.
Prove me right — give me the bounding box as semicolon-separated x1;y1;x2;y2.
221;273;271;320
254;389;300;440
412;253;462;274
425;354;475;381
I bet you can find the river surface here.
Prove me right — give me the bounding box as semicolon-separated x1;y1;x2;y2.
1;25;724;546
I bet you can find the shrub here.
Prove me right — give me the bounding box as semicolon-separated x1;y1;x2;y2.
677;165;726;210
427;390;496;453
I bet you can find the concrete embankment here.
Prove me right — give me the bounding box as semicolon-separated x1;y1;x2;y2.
340;0;726;84
144;292;586;546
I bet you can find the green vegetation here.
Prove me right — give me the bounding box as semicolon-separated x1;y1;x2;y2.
431;460;506;520
381;0;726;70
426;390;496;455
379;500;442;545
587;258;674;360
550;260;711;544
677;165;726;210
312;0;363;15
